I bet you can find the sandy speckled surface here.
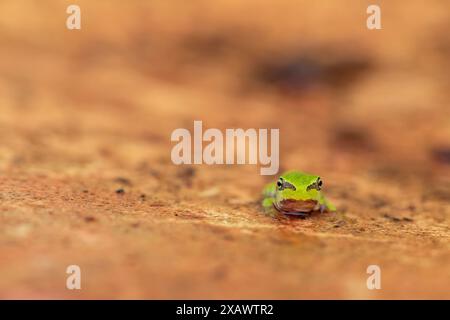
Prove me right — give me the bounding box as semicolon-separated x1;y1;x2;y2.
0;0;449;299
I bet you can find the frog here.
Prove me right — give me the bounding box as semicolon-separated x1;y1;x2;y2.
262;171;336;216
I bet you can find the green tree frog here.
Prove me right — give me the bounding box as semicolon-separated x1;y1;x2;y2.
262;171;336;215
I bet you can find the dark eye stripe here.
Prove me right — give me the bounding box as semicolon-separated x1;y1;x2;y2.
306;180;322;191
277;178;296;191
283;181;297;191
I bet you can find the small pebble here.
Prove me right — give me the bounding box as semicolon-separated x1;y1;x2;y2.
84;216;96;223
114;177;132;186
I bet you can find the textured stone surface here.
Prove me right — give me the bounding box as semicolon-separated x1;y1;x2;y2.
0;1;448;299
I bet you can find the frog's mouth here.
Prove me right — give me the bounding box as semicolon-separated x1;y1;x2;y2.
274;199;318;214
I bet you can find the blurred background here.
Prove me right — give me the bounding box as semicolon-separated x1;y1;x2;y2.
0;0;448;299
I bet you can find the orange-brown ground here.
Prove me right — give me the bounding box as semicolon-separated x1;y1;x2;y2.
0;1;449;299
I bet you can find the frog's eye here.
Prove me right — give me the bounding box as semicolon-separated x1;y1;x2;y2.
317;178;323;190
307;178;323;191
277;178;284;190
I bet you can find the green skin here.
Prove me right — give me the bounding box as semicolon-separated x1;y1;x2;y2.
262;171;336;216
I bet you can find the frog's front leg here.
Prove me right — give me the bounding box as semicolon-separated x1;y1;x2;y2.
262;197;274;209
261;182;277;215
262;196;278;216
319;194;336;213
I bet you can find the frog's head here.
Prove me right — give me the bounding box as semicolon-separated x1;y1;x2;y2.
274;171;323;213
